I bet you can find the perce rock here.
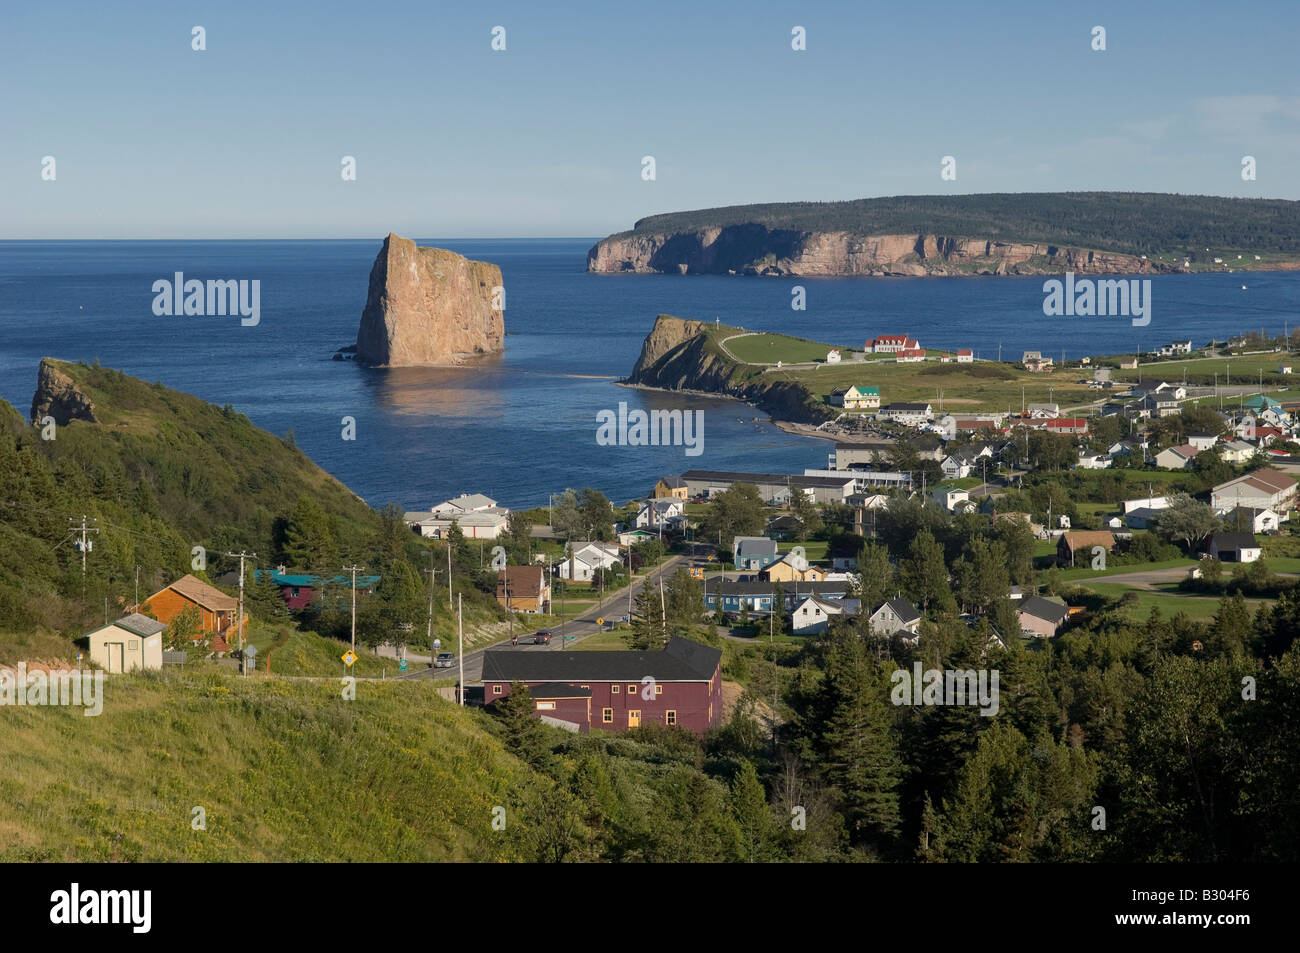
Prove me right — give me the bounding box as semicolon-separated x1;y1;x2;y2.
355;233;504;366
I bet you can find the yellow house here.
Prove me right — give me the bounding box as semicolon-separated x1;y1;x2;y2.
654;476;689;500
86;613;167;673
760;556;828;583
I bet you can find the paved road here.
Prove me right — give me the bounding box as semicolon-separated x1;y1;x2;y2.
395;555;686;684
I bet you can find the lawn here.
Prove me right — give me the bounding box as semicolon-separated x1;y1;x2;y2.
1111;351;1299;387
771;358;1099;414
567;627;632;651
723;332;853;365
1054;557;1197;582
1078;581;1268;619
778;540;829;562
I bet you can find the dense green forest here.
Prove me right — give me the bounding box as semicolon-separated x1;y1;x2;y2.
613;192;1300;258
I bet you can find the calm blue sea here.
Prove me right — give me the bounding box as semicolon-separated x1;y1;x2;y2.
2;239;1299;508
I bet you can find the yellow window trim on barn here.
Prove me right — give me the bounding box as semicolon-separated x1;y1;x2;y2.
627;684;636;693
655;684;663;695
611;685;620;693
492;685;502;695
536;701;556;711
666;710;677;725
602;708;613;723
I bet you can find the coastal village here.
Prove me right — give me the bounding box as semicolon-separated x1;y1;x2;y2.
61;328;1300;739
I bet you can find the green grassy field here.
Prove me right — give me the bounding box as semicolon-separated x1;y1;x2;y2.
777;540;829;562
774;358;1097;413
244;625;392;677
0;670;537;861
723;332;856;364
1054;557;1197;582
567;627;631;651
1078;581;1268;620
1111;351;1299;386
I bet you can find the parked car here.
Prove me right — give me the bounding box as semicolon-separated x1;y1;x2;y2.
434;652;455;668
533;631;552;645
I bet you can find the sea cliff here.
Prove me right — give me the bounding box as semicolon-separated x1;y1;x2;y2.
356;233;504;366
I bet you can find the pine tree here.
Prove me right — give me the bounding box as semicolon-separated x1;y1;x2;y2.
817;639;902;848
730;759;777;862
494;683;552;771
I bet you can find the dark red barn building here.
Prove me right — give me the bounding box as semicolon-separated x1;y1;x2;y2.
481;636;724;734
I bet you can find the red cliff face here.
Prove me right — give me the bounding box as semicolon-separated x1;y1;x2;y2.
30;357;97;426
588;228;1174;277
355;234;505;366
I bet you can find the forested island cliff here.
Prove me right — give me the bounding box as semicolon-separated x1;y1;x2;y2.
589;192;1300;277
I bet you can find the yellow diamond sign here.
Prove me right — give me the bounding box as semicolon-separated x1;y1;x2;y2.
342;650;357;667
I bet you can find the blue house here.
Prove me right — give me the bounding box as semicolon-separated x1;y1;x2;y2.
704;580;850;614
732;536;780;570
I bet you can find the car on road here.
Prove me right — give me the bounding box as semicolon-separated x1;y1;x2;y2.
434;652;455;668
533;631;552;645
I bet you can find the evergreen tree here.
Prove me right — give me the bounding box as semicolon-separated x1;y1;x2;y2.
901;529;955;614
494;683;552;771
730;759;778;862
280;495;338;570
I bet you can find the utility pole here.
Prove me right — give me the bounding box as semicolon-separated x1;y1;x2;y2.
447;541;453;610
423;549;437;657
659;574;667;645
342;564;364;652
457;593;465;706
70;515;99;583
225;550;256;666
134;564;140;613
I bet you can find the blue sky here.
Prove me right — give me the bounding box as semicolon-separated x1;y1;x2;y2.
3;0;1297;238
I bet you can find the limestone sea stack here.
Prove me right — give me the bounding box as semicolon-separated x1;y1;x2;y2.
355;233;505;366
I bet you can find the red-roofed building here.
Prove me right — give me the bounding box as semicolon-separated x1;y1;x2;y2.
956;349;973;362
957;419;1002;433
895;347;926;362
1043;418;1088;435
867;334;919;353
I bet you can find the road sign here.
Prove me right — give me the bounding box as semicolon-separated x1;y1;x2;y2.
342;650;357;667
398;658;407;672
433;638;441;650
596;617;604;626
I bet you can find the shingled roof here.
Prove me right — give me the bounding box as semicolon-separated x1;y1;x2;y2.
164;574;238;612
481;636;721;683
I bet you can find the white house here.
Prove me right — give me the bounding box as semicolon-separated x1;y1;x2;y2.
1223;507;1280;535
1208;532;1262;563
825;349;841;364
635;498;685;530
558;541;624;581
1220;440;1257;464
956;349;973;363
868;598;922;641
1122;496;1169;515
1187;432;1220;452
1076;452;1112;470
86;613;166;673
407;493;511;539
1211;470;1298;514
866;334;919;354
791;595;860;635
877;402;933;426
932;487;970;512
1026;403;1059;419
1154;444;1197;470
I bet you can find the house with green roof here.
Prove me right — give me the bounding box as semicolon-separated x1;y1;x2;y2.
831;384;880;410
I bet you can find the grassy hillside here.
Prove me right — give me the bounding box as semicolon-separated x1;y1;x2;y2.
0;671;536;861
0;358;508;659
616;192;1300;260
